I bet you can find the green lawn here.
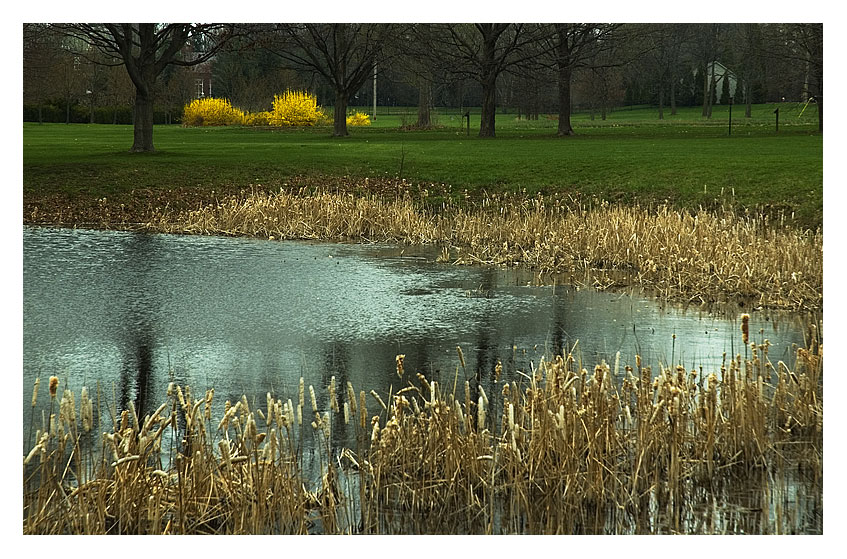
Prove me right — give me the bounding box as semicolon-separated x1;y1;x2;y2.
23;102;823;228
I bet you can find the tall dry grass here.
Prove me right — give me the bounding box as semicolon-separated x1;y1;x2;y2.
24;337;822;534
156;187;821;311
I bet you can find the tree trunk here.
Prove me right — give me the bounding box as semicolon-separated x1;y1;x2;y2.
131;88;156;152
658;85;664;120
706;63;716;118
701;66;710;117
745;82;752;118
556;62;574;134
555;27;575;136
478;77;496;138
333;89;349;137
416;79;431;128
670;79;677;115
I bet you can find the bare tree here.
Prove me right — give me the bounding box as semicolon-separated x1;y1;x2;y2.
769;24;823;131
264;24;402;137
425;24;545;138
59;24;236;152
550;24;625;135
23;24;64;123
641;24;691;120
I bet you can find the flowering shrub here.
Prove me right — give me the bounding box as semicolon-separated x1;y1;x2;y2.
346;111;372;127
269;90;323;127
243;111;271;127
182;98;245;126
182;91;331;128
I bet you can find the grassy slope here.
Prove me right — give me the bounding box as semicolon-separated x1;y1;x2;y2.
23;103;823;228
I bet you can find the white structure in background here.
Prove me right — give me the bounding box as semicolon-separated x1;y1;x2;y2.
707;61;738;104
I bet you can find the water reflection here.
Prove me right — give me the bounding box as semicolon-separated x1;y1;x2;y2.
23;226;813;435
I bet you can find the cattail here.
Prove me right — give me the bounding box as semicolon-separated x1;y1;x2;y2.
371;390;387;411
80;387;92;432
24;444;41;466
31;378;39;408
347;381;357;414
62;389;77;427
129;400;139;431
508;403;515;433
219;440;232;469
299;377;305;411
455;400;465;429
370;416;380;443
343;401;350;425
329;376;338;412
495;360;503;383
396;354;405;378
741;313;750;344
456;346;466;370
477;395;486;430
48;376;59;398
244;414;257;442
359;391;367;429
309;385;318;413
206;389;215;421
297;404;303;426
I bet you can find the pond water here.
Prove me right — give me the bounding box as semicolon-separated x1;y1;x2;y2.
23;226;812;440
22;226;823;533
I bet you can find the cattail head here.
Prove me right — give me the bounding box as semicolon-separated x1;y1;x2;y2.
48;376;59;398
309;385;318;413
396;354;405;378
347;381;357;414
477;395;486;430
494;360;503;382
741;313;750;344
31;378;39;408
329;377;338;413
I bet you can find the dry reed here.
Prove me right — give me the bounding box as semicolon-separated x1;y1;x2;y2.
23;337;822;534
154;186;821;311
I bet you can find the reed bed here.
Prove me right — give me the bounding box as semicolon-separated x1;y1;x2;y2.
24;336;822;534
158;186;822;311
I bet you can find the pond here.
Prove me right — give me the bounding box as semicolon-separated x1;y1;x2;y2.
23;226;812;439
22;226;822;534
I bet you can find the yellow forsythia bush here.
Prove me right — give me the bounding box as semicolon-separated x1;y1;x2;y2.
269;90;323;127
182;98;246;126
346;111;372;126
243;111;271;126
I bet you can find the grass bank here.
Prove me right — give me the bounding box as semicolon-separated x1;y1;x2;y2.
23;102;822;229
23;338;822;534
